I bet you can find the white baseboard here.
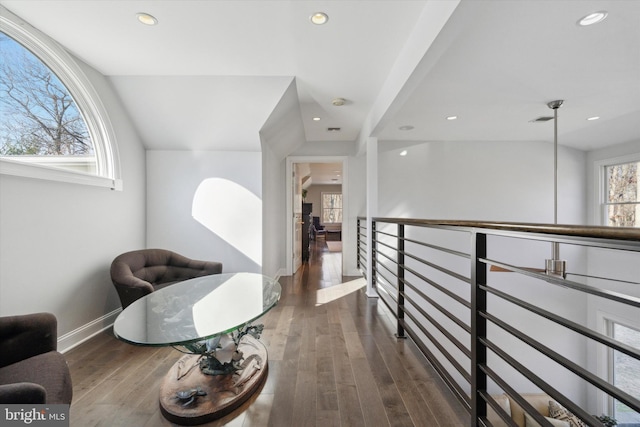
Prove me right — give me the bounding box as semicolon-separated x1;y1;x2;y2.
365;289;379;298
58;308;121;353
273;268;287;281
345;268;362;276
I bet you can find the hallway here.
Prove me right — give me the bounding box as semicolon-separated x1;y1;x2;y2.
66;239;468;426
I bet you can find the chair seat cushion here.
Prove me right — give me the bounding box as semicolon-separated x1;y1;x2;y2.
0;351;72;404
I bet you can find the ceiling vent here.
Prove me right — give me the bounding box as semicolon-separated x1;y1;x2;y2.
327;127;341;132
530;116;554;122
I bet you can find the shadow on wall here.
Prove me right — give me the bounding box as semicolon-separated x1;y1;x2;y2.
192;178;262;267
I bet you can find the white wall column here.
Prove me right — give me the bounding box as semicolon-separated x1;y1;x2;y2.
366;137;379;297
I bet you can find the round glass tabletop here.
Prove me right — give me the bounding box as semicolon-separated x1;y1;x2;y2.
113;272;281;346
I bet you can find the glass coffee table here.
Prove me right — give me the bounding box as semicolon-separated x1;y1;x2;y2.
113;272;281;425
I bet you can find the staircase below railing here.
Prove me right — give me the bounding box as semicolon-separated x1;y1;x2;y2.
357;217;640;427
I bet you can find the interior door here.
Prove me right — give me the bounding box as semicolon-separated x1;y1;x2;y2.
292;164;302;273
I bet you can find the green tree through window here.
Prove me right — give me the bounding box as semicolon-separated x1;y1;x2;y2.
0;31;95;171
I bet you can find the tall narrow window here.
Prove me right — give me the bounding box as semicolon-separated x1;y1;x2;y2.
604;161;639;227
0;32;96;173
607;320;640;424
322;193;342;224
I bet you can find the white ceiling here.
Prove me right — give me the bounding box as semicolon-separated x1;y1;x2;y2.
1;0;638;158
306;163;343;186
377;0;640;152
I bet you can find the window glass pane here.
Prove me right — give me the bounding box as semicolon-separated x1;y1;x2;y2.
0;32;96;173
322;193;342;224
607;204;638;228
605;161;639;227
613;323;640;424
607;163;638;203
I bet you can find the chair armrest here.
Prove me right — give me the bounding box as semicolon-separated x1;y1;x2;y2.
188;260;223;275
161;251;223;276
0;383;47;404
0;313;57;368
111;273;155;309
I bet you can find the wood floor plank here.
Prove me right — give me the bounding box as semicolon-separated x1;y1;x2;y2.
369;326;441;426
351;360;391;426
359;333;414;427
291;315;317;427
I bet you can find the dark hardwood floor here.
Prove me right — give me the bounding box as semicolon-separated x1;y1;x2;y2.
65;239;468;426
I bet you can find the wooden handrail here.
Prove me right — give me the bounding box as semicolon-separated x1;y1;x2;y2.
370;218;640;241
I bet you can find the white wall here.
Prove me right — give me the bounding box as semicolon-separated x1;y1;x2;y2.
378;140;585;223
262;143;287;278
346;154;366;275
146;150;262;274
0;59;146;351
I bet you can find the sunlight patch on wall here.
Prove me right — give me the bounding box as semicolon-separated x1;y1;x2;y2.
193;178;262;266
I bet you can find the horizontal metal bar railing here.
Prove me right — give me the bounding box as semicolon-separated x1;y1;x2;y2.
355;216;640;427
481;285;640;360
482;257;640;308
480;339;604;427
483;311;640;414
403;290;471;358
402;233;471;260
403;263;471;309
402;277;471;333
402;320;472;409
402;307;471;383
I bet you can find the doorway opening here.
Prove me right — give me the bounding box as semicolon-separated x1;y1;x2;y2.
286;157;347;276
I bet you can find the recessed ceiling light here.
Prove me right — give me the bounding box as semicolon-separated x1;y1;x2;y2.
312;117;321;121
136;12;158;26
399;150;408;156
446;115;458;121
578;11;608;26
310;12;329;25
398;125;414;131
587;116;600;121
332;97;346;106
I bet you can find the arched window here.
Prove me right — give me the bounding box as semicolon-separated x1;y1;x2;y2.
0;7;121;189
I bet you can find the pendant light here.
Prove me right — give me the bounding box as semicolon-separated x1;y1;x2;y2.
545;100;567;278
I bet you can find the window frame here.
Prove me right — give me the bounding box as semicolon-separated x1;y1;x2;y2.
594;153;640;227
321;192;343;224
603;317;640;422
0;6;121;190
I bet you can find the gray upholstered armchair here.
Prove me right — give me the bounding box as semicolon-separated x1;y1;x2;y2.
0;313;73;404
110;249;223;309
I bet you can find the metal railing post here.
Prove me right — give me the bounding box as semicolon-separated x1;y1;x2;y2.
371;220;377;293
357;218;361;271
396;223;406;339
471;231;487;426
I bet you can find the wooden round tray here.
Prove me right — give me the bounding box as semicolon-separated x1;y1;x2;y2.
159;335;268;425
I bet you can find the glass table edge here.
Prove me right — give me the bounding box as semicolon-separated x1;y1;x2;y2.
113;292;282;348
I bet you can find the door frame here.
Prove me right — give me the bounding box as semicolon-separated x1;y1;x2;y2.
285;155;348;275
